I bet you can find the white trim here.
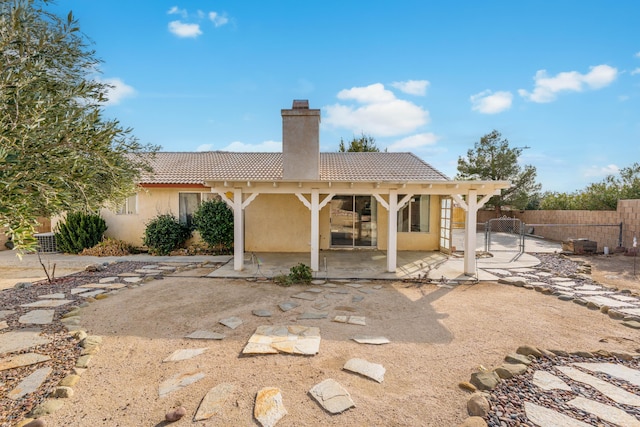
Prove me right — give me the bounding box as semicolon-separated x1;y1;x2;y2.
373;193;389;210
310;189;319;271
295;193;311;210
233;189;244;271
387;189;398;272
242;192;259;209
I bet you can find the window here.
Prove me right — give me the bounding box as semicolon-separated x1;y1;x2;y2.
179;192;221;227
117;195;137;215
398;195;430;232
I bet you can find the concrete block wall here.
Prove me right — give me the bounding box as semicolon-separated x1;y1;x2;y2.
471;199;640;253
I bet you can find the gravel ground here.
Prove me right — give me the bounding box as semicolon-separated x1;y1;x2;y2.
483;252;640;426
0;261;155;427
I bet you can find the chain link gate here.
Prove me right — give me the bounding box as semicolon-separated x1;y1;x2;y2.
484;216;525;253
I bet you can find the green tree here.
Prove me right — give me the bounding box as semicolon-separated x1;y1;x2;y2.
456;130;541;215
338;133;382;152
0;0;156;253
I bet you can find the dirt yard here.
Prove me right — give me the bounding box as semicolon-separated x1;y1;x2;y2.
574;252;640;294
43;272;640;426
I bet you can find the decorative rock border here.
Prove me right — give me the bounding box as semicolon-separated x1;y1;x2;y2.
457;345;640;426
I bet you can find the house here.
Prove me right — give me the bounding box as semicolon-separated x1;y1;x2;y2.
101;100;510;275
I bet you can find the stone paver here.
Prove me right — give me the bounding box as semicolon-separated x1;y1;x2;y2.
524;401;591;427
556;366;640;406
37;293;66;299
297;312;328;320
242;325;320;356
581;295;634;308
254;387;287;427
309;379;355;414
8;366;52;400
163;348;208;362
278;301;299;312
532;370;572;391
252;309;273;317
291;292;317;301
123;277;143;283
20;299;73;308
185;330;225;340
343;358;385;383
333;315;366;325
0;329;51;354
568;396;640;427
0;310;16;319
159;371;205;397
19;310;55;325
344;283;363;288
0;353;51;371
351;335;390;345
219;316;243;329
572;362;640;388
77;290;106;298
194;382;236;421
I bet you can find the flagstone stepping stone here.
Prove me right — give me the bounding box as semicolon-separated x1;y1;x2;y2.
242;325;320;355
219;316;243;329
532;370;572;391
330;288;350;294
119;272;141;277
333;315;366;326
498;277;528;286
140;264;161;269
334;279;350;283
278;301;299;312
322;283;338;288
573;363;640;387
613;295;640;302
79;283;108;288
37;293;66;299
21;299;73;308
297;312;328;320
550;277;574;282
344;283;363;288
351;335;390;345
163;348;208;362
291;292;317;301
311;280;325;285
485;268;512;275
79;290;106;298
185;330;225;340
511;267;536;273
158;266;177;270
159;371;205;397
99;277;118;283
556;366;640;406
135;269;164;274
568;396;640;427
358;288;374;294
324;293;347;301
373;285;383;290
535;271;554;277
8;366;52;400
194;382;236;421
335;306;358;312
19;310;55;325
306;288;324;293
575;284;602;291
123;276;143;283
352;296;364;303
575;290;613;296
0;353;51;371
623;320;640;329
0;329;51;354
253;309;273;317
70;288;91;295
309;379;355;414
254;387;287;427
524;401;591;427
343;358;385;383
620;308;640;316
0;310;16;320
583;296;634;308
312;302;330;310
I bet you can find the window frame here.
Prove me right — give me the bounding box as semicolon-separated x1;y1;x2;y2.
397;195;430;233
116;194;137;215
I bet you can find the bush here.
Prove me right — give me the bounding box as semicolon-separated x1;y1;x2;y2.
143;213;191;255
273;263;313;286
55;212;107;254
80;238;135;256
192;199;234;253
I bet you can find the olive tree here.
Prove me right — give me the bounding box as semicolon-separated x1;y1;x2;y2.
0;0;156;252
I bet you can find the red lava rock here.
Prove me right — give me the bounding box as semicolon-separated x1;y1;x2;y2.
165;406;187;422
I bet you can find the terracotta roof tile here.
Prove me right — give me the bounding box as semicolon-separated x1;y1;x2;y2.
140;151;449;184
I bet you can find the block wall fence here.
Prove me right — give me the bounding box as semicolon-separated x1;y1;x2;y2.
474;199;640;253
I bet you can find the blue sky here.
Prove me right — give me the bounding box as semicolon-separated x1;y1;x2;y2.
49;1;640;193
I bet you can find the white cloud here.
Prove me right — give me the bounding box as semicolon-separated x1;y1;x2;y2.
209;11;229;27
583;164;620;178
97;77;135;106
167;6;187;18
632;68;640;76
391;80;430;96
168;20;202;38
208;140;282;152
519;64;618;103
470;90;513;114
324;83;429;137
636;52;640;58
387;133;438;151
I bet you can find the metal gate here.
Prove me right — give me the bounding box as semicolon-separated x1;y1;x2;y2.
484;216;525;253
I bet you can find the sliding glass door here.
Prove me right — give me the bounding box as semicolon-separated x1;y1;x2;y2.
330;195;377;248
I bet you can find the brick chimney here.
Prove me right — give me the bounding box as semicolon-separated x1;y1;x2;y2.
281;100;320;180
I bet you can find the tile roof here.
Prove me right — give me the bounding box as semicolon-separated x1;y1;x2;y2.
139;151;450;184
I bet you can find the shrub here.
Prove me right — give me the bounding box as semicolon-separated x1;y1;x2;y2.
192;199;234;253
143;213;191;255
273;263;313;286
80;238;135;256
55;212;107;254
